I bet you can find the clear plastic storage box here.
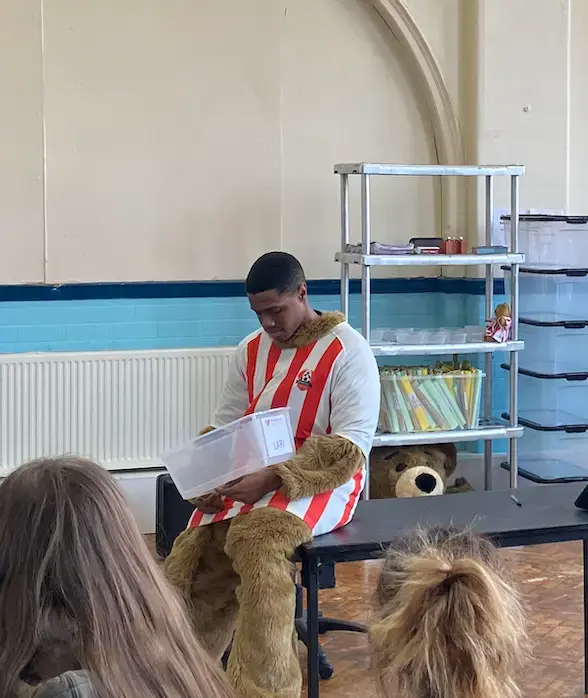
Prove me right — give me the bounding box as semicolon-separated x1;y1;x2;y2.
501;214;588;268
160;407;295;500
379;367;484;433
516;410;588;453
505;268;588;322
503;365;588;419
371;327;480;345
506;409;588;482
519;320;588;374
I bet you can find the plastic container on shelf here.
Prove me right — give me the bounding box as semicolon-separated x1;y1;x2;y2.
465;325;485;342
501;408;588;483
502;364;588;418
450;330;468;343
412;330;428;344
160;407;295;500
371;328;397;343
504;266;588;321
385;328;468;345
379;367;484;433
395;329;415;344
501;214;588;268
519;319;588;373
428;331;447;344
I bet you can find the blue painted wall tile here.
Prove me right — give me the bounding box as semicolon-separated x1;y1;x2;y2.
110;322;158;340
157;321;202;338
64;324;112;342
16;325;65;343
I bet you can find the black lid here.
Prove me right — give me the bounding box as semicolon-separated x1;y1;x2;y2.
501;265;588;276
500;214;588;224
501;363;588;381
520;317;588;328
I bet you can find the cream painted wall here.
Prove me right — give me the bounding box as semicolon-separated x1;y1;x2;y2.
280;0;435;280
0;1;45;283
570;0;588;214
43;0;282;283
475;0;571;212
1;0;587;284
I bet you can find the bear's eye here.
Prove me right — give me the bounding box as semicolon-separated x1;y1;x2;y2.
395;463;407;473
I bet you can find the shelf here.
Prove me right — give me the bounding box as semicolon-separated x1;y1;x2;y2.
336;252;525;267
372;421;524;448
334;163;526;177
370;340;524;357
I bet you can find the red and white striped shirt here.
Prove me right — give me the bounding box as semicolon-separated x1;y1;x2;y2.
187;317;380;536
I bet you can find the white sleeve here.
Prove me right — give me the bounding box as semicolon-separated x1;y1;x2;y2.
211;348;249;428
329;340;381;459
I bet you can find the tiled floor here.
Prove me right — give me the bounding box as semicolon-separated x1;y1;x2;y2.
151;538;588;697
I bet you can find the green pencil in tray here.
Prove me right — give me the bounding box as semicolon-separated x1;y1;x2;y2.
378;363;484;433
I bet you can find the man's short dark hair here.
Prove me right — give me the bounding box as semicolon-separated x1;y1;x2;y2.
245;252;306;295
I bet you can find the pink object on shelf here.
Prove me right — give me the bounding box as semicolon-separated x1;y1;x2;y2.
484;316;512;343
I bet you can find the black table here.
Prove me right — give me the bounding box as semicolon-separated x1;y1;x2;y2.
298;483;588;698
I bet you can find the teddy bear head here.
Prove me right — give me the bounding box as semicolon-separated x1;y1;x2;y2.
369;443;457;499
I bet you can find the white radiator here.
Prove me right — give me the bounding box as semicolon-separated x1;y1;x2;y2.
0;347;235;474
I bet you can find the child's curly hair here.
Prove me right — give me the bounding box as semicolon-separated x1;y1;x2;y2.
370;526;529;698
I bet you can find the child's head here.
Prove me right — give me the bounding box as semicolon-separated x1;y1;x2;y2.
0;455;231;698
371;526;528;698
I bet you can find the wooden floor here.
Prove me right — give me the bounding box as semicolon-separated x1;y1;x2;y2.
151;538;588;697
307;542;587;698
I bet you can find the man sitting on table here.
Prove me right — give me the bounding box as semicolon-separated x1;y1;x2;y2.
165;251;380;698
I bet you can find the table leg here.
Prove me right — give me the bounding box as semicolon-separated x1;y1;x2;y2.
582;539;588;694
306;556;320;698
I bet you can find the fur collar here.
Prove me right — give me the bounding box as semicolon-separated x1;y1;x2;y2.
273;311;345;349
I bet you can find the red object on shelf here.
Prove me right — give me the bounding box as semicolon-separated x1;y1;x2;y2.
445;238;460;254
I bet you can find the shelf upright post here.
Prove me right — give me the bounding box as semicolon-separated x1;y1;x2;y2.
361;173;372;501
360;174;371;343
340;173;350;319
483;175;494;490
508;175;520;488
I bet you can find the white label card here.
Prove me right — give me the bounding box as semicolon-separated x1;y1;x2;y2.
260;414;292;460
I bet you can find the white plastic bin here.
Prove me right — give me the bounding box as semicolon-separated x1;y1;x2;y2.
501;214;588;268
161;407;295;500
519;320;588;374
505;268;588;321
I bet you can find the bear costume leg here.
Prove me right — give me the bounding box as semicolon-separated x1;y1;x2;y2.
164;520;239;660
225;508;312;698
165;508;312;698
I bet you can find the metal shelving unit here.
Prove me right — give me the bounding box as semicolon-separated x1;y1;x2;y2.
335;162;525;497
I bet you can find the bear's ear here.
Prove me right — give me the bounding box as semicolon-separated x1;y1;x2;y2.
433;442;457;477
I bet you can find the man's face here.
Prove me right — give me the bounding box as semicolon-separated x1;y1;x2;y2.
248;286;306;342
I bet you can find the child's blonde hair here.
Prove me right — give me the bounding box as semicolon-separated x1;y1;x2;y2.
370;526;528;698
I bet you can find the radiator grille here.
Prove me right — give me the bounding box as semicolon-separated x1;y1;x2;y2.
0;348;235;472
